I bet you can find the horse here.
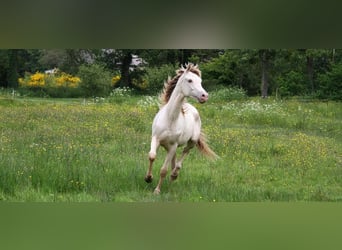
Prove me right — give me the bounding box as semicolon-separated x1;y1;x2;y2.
144;63;217;194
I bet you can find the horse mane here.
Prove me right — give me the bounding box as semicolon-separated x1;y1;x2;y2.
160;63;201;104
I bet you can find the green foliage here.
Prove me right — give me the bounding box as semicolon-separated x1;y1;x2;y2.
276;70;306;97
78;64;112;97
201;53;236;87
107;87;133;104
17;71;82;98
210;86;247;102
39;49;67;69
201;50;260;94
142;64;177;94
7;50;19;88
316;63;342;100
1;49;342;100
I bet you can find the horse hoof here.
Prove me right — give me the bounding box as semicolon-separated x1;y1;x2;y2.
153;189;160;195
170;174;178;181
144;175;153;183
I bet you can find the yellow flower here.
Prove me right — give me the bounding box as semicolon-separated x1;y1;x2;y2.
18;78;24;86
22;72;46;87
112;75;121;86
55;73;80;88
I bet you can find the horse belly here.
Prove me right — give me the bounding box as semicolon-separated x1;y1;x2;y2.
157;125;189;147
176;115;196;145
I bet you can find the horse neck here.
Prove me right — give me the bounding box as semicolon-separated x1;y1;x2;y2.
165;83;185;122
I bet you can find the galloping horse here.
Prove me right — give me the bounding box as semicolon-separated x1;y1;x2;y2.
144;63;217;194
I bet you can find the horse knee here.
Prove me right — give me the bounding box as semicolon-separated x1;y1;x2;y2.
175;162;182;170
149;152;156;161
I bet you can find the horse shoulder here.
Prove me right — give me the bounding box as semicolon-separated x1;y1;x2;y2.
151;107;178;141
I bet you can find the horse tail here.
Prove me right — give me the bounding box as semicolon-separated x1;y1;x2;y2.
196;132;218;160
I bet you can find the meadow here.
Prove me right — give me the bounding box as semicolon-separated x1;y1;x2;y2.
0;91;341;201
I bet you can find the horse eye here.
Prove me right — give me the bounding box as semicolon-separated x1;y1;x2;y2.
188;79;193;83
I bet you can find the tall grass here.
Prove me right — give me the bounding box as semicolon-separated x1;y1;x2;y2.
0;93;341;201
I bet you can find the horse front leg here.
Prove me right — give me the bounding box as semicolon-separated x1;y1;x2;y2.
145;136;159;183
154;144;177;194
170;140;195;181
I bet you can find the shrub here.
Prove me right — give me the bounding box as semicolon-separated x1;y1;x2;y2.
107;87;133;104
275;70;306;97
142;64;177;94
316;63;342;100
210;86;247;102
111;75;121;87
18;71;81;97
78;64;112;97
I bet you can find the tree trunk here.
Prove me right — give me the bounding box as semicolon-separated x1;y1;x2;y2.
119;52;132;88
332;49;335;64
306;55;314;93
7;49;19;88
260;50;269;98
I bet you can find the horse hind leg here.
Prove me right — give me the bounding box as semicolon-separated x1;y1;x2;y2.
154;144;177;194
145;136;159;183
170;141;195;181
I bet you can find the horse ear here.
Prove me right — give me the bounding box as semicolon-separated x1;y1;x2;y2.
177;64;186;75
185;63;192;72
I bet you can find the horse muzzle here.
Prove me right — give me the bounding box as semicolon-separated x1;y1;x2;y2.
198;93;208;103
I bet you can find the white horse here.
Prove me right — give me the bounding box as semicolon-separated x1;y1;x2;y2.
145;63;217;194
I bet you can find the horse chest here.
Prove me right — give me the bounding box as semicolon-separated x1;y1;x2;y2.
152;104;198;146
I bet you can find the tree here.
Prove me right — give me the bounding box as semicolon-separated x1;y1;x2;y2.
201;49;260;94
78;63;112;97
138;50;179;67
59;49;96;74
96;49;139;88
316;62;342;100
259;49;276;98
7;50;19;88
39;49;67;70
0;50;9;87
1;49;42;88
119;50;133;87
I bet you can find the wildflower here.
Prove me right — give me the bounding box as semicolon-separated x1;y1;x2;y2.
18;71;80;90
112;75;121;86
55;73;80;88
26;72;45;87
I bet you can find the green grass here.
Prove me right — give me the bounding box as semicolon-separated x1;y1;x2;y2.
0;94;341;201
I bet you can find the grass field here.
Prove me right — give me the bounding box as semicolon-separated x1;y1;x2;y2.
0;93;341;201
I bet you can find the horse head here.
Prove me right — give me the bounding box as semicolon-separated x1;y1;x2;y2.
179;63;208;103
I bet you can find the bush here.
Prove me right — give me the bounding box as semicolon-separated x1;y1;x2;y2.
275;70;306;97
210;86;247;102
78;64;112;97
142;64;177;94
18;71;82;98
107;87;133;104
316;63;342;100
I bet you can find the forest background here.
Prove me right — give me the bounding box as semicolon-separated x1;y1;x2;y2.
0;49;341;100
